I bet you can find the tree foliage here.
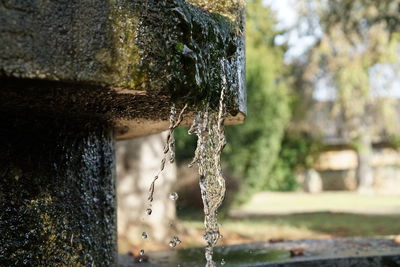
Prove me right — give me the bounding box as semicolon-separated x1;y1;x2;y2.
267;131;323;191
223;0;290;202
296;0;400;191
298;0;400;140
321;0;400;36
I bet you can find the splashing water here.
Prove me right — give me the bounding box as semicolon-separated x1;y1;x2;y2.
141;232;148;239
188;82;227;267
148;104;187;203
145;60;228;266
169;236;182;248
145;208;152;216
145;103;187;251
169;192;179;201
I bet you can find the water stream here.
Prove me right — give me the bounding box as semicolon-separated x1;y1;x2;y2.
147;70;227;266
188;85;227;267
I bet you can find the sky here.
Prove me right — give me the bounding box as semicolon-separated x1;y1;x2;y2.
264;0;319;62
264;0;400;100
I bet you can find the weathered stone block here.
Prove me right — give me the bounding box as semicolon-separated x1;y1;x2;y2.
0;0;246;139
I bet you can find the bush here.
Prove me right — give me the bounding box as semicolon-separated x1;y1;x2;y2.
266;131;323;191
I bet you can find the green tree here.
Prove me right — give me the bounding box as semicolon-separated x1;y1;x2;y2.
320;0;400;36
223;0;290;202
297;0;400;192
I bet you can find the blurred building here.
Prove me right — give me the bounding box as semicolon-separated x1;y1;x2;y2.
302;100;400;194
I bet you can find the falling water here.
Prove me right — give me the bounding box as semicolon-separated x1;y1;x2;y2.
188;82;227;267
146;60;228;266
148;104;187;203
145;103;187;250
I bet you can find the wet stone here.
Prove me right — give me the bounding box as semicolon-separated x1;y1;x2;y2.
0;0;246;113
0;1;246;266
0;112;117;267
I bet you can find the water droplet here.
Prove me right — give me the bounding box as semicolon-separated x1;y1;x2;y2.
173;236;181;244
140;249;145;256
221;259;225;265
169;192;179;201
146;208;152;215
141;232;148;239
169;153;175;163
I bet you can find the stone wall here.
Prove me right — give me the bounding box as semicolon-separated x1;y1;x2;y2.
310;147;400;193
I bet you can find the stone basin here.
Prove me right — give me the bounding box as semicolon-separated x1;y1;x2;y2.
119;238;400;266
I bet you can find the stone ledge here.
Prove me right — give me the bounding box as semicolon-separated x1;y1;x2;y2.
0;0;246;138
0;78;244;139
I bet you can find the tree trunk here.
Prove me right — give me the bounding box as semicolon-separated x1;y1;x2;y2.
356;133;374;193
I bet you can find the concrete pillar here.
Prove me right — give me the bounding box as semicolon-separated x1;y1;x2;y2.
0;112;117;266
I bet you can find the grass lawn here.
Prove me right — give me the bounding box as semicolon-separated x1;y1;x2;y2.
178;192;400;248
120;192;400;252
232;191;400;215
180;212;400;248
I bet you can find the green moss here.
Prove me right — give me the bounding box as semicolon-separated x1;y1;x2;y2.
108;2;144;89
130;0;245;108
0;0;245;112
187;0;245;22
175;42;185;51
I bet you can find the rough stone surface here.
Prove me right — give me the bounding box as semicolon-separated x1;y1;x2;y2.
0;0;246;134
0;112;117;266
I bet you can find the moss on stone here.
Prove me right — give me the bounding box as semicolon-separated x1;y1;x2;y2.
187;0;245;22
0;0;245;111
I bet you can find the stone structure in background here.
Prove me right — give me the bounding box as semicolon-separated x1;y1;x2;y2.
312;148;400;193
303;169;322;194
0;0;246;265
117;132;177;251
301;101;400;194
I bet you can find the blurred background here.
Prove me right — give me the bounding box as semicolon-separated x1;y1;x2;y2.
117;0;400;254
